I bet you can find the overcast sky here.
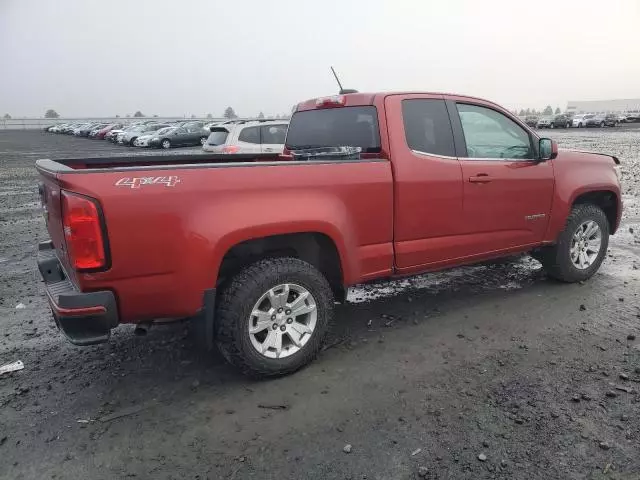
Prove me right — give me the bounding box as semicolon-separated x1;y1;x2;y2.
1;0;639;118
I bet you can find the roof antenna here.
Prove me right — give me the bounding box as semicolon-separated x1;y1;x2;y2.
330;66;358;95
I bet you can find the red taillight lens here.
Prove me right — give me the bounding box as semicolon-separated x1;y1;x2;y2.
61;191;106;270
222;145;240;154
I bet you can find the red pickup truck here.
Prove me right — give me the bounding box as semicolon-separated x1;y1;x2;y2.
36;92;622;377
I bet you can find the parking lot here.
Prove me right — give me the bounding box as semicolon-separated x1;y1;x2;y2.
1;128;639;479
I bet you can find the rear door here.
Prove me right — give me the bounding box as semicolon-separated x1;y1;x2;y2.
384;94;465;270
260;123;288;153
173;127;188;146
236;126;262;153
186;126;204;145
448;98;554;254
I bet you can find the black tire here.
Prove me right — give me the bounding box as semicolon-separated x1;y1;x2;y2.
215;257;334;377
199;136;207;146
161;139;171;149
600;121;605;128
129;137;138;146
538;204;609;283
550;123;554;129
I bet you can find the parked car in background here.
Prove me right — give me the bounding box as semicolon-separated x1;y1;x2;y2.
536;116;552;128
202;120;289;153
585;114;606;127
119;124;170;146
524;115;539;127
95;123;123;140
148;125;209;149
88;124;109;138
551;114;571;128
75;123;103;137
626;112;640;123
572;114;592;128
134;126;175;147
604;114;619;127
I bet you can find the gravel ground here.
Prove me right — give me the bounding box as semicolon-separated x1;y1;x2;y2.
0;129;639;480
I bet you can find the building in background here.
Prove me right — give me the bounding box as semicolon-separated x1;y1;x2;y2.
566;99;640;114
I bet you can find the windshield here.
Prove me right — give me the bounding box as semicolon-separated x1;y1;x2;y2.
286;106;381;153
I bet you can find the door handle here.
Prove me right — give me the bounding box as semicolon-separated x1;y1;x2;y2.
468;174;492;183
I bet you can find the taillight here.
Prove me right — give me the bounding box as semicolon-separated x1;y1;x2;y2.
61;191;107;270
222;145;239;154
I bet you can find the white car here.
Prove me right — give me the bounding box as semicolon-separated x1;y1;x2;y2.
134;127;174;147
572;114;591;128
202;120;288;154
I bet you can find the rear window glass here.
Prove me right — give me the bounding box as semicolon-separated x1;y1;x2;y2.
207;129;229;145
238;126;260;144
261;124;288;144
286;106;381;153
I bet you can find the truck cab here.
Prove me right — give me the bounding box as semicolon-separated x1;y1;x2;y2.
36;91;622;377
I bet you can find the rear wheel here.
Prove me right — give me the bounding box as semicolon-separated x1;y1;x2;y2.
537;204;609;283
129;137;138;146
600;121;605;128
550;123;554;129
215;257;334;377
161;139;171;149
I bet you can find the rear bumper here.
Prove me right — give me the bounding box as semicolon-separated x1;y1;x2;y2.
37;241;118;346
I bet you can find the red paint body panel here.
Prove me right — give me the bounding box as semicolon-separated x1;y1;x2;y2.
544;149;622;241
52;161;394;322
36;91;623;326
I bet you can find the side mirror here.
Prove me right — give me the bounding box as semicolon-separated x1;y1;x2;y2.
539;138;558;161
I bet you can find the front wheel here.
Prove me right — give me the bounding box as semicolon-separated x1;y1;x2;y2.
161;139;171;149
199;136;207;146
600;121;605;128
215;257;334;377
538;204;609;283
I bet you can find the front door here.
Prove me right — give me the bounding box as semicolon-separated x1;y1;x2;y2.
449;99;555;254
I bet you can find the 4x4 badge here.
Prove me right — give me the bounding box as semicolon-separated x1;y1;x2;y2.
115;176;181;189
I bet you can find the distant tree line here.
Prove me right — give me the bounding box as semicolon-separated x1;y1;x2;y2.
518;106;562;116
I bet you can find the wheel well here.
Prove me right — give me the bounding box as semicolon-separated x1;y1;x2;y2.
573;191;618;232
217;233;345;301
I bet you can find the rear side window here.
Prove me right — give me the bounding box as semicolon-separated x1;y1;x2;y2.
207;128;229;145
261;124;287;144
401;99;455;157
238;126;260;144
285;106;381;153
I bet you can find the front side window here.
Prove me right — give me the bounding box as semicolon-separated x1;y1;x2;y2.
401;99;455;157
238;126;260;144
457;103;533;160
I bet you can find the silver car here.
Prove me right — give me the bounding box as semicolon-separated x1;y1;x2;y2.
202;121;288;154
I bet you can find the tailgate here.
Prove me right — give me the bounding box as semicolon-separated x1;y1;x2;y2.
37;169;79;286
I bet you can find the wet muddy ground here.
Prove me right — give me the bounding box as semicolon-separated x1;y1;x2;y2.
0;129;639;479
